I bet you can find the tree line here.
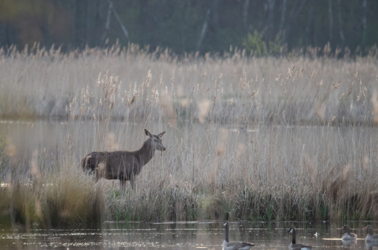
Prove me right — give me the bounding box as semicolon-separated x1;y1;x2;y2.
0;0;377;55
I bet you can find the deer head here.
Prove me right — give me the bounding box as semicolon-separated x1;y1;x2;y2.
145;129;166;151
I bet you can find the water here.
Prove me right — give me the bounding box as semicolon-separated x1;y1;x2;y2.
1;119;376;159
1;221;377;249
0;119;63;155
1;120;378;249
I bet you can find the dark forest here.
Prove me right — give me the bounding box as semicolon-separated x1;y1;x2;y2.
0;0;377;54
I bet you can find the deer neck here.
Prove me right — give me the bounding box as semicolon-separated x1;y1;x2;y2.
291;229;296;245
136;139;155;166
225;223;229;242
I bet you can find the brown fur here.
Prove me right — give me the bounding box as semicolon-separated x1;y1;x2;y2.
81;129;166;193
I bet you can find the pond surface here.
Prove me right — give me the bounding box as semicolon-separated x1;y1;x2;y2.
1;118;375;159
1;221;377;250
1;120;378;249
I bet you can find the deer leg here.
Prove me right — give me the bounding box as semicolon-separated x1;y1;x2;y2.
120;180;126;195
95;168;100;182
130;174;135;190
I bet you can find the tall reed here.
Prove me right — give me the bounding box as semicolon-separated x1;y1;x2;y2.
0;44;377;226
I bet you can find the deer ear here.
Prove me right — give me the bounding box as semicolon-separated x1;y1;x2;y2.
157;131;166;138
144;129;152;137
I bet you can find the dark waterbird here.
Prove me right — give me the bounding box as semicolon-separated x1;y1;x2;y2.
287;227;312;250
340;225;357;241
363;225;378;242
222;222;254;250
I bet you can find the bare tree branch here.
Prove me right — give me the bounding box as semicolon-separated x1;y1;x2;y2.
105;0;129;42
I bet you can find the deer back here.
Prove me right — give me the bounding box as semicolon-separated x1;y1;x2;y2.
82;151;142;179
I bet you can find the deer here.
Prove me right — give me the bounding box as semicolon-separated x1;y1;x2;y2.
81;129;166;193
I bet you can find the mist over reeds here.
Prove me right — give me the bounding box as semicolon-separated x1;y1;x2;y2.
0;44;378;227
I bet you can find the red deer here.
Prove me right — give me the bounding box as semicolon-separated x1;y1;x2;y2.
81;129;166;193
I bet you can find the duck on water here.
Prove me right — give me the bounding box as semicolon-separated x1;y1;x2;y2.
340;225;357;241
223;222;254;250
287;227;312;250
363;225;378;242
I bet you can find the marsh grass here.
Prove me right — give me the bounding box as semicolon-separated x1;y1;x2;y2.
1;160;104;228
0;44;378;227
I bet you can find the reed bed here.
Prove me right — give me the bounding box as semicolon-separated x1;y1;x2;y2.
0;45;378;227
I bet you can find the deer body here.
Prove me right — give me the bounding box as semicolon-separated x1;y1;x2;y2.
81;129;165;192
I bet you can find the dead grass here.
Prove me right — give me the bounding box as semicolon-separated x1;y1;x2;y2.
0;44;377;124
0;45;378;226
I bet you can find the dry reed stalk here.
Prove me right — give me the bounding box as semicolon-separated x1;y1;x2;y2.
1;46;378;224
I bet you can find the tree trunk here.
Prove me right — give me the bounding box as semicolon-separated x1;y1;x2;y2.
267;0;276;40
328;0;333;42
85;0;90;47
0;23;7;48
243;0;250;31
34;1;51;48
209;0;219;50
361;0;367;45
74;0;87;48
306;2;314;46
101;1;112;43
337;0;344;42
197;9;210;51
278;0;287;39
110;2;129;42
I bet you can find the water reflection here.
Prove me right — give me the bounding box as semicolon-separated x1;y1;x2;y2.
366;241;378;250
341;238;357;248
0;221;377;250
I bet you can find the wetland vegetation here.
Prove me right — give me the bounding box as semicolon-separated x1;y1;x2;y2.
0;45;378;227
